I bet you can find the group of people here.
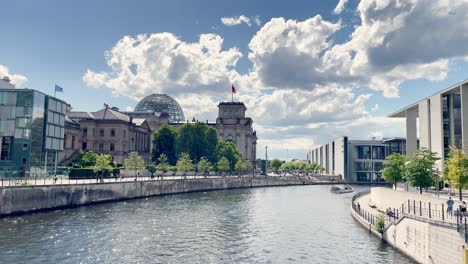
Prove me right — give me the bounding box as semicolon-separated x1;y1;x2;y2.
446;197;467;216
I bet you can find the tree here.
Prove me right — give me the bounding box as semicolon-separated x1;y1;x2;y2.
244;160;254;175
78;150;98;167
270;159;282;173
216;141;242;172
152;125;178;165
217;157;230;174
93;154;113;173
445;146;468;201
123;151;145;177
381;153;408;189
156;153;170;173
405;148;437;194
235;159;247;175
147;165;157;178
176;152;194;174
177;122;218;164
197;157;212;176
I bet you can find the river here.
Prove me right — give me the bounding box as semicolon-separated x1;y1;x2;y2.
0;185;414;263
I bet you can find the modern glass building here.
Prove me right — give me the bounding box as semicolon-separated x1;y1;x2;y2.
389;79;468;169
308;137;408;182
0;79;66;177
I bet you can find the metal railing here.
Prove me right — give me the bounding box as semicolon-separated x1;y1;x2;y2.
352;202;376;226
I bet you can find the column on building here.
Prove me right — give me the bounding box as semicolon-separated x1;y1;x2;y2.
406;107;418;157
461;83;468;154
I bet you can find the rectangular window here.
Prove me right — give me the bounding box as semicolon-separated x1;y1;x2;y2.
99;143;104;151
111;129;116;137
110;143;115;152
100;129;104;137
372;146;386;160
123;130;126;138
0;137;12;160
82;142;87;150
83;128;88;137
357;146;371;159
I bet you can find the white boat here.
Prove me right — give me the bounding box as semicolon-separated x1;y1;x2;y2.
330;185;354;194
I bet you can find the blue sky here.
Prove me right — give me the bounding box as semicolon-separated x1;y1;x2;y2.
2;0;468;160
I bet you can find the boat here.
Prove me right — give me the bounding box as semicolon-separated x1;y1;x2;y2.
330;185;354;194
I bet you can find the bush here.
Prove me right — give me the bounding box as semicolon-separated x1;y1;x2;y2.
375;213;386;234
69;168;120;179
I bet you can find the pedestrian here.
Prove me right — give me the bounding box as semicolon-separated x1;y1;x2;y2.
447;197;454;215
357;202;361;213
460;201;467;216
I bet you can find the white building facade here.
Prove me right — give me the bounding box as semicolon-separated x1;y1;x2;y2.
389;79;468;168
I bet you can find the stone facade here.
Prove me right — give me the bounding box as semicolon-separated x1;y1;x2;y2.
62;97;257;165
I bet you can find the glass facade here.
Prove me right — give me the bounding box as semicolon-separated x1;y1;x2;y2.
134;94;185;122
0;89;66;177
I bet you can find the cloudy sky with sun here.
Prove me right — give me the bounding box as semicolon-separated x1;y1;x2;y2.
2;0;468;160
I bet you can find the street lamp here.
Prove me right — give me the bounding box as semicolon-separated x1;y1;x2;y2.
265;146;268;176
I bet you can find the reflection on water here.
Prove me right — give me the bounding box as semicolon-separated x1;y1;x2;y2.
0;185;414;263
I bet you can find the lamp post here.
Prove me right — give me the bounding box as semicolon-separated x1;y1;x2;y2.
265;146;268;176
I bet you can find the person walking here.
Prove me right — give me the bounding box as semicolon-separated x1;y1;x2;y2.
447;197;454;216
460;201;467;216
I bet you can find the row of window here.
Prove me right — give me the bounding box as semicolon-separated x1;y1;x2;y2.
355;162;383;172
46;124;64;139
48;98;66;114
0;92;17;105
47;110;65;127
83;128;123;138
356;146;387;160
82;142;116;152
45;137;64;150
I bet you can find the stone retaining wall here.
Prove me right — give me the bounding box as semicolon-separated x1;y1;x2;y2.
0;177;307;217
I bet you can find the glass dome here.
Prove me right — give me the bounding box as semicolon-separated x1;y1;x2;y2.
134;94;185;122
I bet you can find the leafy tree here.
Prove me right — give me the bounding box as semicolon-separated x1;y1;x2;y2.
156;153;170;173
405;148;437;194
235;159;247;174
147;165;157;178
197;157;212;176
78;150;98;167
217;157;230;174
176;152;194;174
381;153;408;189
123;151;145;177
445;146;468;201
216;141;241;172
318;165;325;174
177;122;218;163
93;154;113;173
270;159;282;173
244;160;254;175
152;125;178;165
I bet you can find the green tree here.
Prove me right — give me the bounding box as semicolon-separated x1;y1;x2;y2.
197;157;212;176
147;165;157;178
156;153;170;173
176;152;194;174
177;122;218;164
235;159;247;175
78;150;98;167
93;154;113;173
216;141;241;172
381;153;408;189
445;146;468;201
299;162;308;172
405;148;437;194
244;160;253;175
152;125;178;165
270;159;282;173
123;151;145;177
217;157;230;174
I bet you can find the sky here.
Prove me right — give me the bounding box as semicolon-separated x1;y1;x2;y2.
2;0;468;160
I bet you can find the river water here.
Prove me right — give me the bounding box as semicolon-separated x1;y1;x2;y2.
0;185;414;263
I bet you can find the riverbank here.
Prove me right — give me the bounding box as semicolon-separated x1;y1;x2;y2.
351;187;467;264
0;176;334;217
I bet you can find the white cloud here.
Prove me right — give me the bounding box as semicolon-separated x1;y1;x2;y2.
249;87;371;126
333;0;349;14
221;15;261;27
0;64;27;86
247;0;468;97
371;104;379;112
125;106;134;111
83;32;243;118
221;15;252;27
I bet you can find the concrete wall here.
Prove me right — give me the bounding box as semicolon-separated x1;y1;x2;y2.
419;99;431;149
430;93;444;159
0;177;308;217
